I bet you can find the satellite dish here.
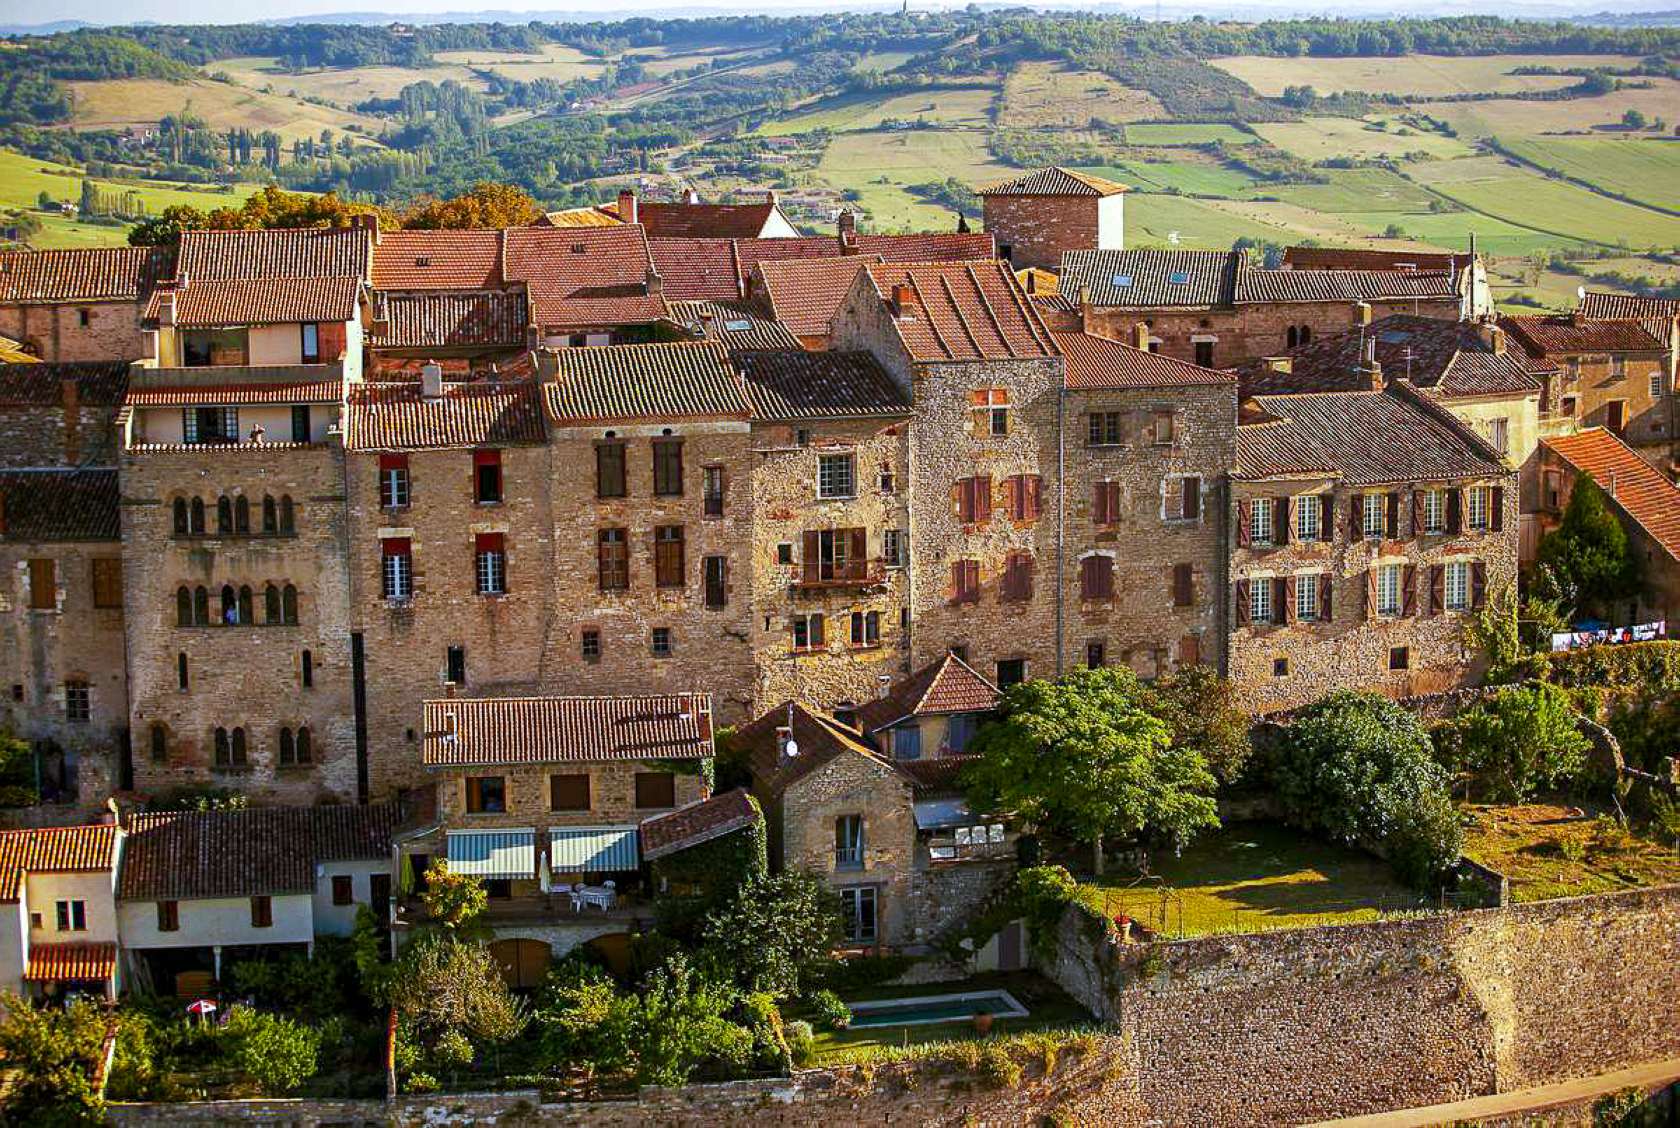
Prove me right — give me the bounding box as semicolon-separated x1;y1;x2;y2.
783;740;799;758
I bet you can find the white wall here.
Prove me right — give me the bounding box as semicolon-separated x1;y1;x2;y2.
0;900;26;996
118;893;313;949
25;871;118;947
132;404;336;445
1097;194;1125;251
312;861;387;937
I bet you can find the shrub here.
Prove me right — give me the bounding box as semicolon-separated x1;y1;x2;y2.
807;989;851;1031
0;993;109;1125
818;954;912;994
784;1020;816;1068
699;871;843;999
1435;683;1591;802
979;1043;1023;1089
222;1006;320;1095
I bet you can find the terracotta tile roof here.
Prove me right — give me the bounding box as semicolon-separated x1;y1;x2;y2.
544;342;751;424
650;238;745;302
608;200;789;240
422;694;714;767
1544;428;1680;561
735;349;910;420
145;276;362;327
868;260;1056;362
1060;249;1239;308
345;380;546;451
0;469;120;542
854;653;1000;734
1283;246;1463;272
1240;387;1508;485
896;754;981;798
371;230;502;290
119;805;398;900
503;226;662;330
1235;267;1458;305
754;256;875;338
175;227;371;282
639;788;759;860
979;166;1128;197
0;823;119;901
370;291;528;350
0;246;172;304
25;942;117;983
0;361;128;406
738;701;906;798
539;206;624;228
124;379;343;407
1238;315;1540;400
855;232;996;261
664;300;801;350
1500;313;1667;356
1054;330;1233;389
1577;291;1680;322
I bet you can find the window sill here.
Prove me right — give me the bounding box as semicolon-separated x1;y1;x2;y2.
816;493;858;502
276;762;314;772
550;808;593;815
849;642;883;652
212;764;253;775
474;500;503;508
477;592;509;600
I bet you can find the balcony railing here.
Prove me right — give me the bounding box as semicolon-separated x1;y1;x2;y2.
834;845;863;869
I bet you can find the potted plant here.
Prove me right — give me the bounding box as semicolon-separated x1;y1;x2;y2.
972;1011;995;1035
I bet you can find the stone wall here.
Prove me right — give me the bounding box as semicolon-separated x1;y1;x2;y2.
0;300;146;364
982;193;1102;273
0;401;121;469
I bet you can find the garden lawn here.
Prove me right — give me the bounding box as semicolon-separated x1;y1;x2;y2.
1460;803;1680;903
804;971;1093;1065
1085;821;1423;938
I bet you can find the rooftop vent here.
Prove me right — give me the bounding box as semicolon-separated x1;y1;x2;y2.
723;319;753;332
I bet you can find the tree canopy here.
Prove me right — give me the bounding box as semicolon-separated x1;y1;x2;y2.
1534;472;1641;619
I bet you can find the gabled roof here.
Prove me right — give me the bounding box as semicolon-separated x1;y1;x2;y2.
544;341;751;424
119;805;399;901
650;233;996;303
125;379;343;407
1234;268;1458;305
664;300;801;350
344;380;547;451
640;788;760;861
738;700;909;798
1577;291;1680;322
867;260;1056;363
754;256;875;338
0;823;119;901
979;166;1128;197
0;361;128;406
1283;246;1463;272
0;246;173;304
1053;330;1233;390
175;227;371;283
854;652;1000;734
1544;428;1680;561
1500;313;1668;356
145;276;362;328
370;291;528;350
371;229;503;291
649;238;745;303
734;349;910;421
422;694;714;768
1060;249;1239;309
0;469;120;542
502;226;662;330
607;199;795;240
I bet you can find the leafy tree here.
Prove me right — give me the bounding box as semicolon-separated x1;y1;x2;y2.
532;957;626;1077
1535;472;1641;619
382;936;527;1086
963;667;1219;872
1622;107;1648;129
1436;683;1590;802
0;993;108;1126
222;1006;320;1095
398;181;542;228
699;870;841;998
419;860;488;934
1269;691;1461;888
612;953;752;1087
0;729;39;807
1142;664;1252;785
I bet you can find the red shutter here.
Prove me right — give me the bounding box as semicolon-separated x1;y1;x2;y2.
801;531;820;584
1002;476;1019;521
1237;501;1251;547
1092;482;1109;526
1349;495;1364;542
1386;492;1400;540
1411;489;1424;537
849;528;869;578
1273;577;1289;626
1181;476;1200;521
381;536;410;555
378;453;408;471
1234;580;1250;627
974;475;993;522
1172;563;1193;607
1472;561;1487;608
1430;565;1445;616
1490;485;1505;532
1401;564;1418;617
1318;572;1333;621
1024;475;1042;522
473;449;501;467
475;532;504;552
317;320;347;359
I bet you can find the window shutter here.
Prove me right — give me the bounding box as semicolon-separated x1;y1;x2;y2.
1182;476;1200;522
1024;475;1042;521
317;320;347;359
1349;494;1364;542
951;560;966;603
1386;492;1400;540
952;479;968;523
1402;564;1418;617
811;613;825;647
1172;563;1193;607
801;531;820;584
1273;577;1289;626
973;475;992;522
1447;489;1463;534
1233;580;1250;627
1274;498;1290;546
1092;482;1108;526
475;532;504;552
1490;485;1505;532
848;528;869;575
1430;565;1445;616
1410;489;1423;537
1002;475;1018;521
1237;501;1251;547
1318;572;1333;621
1472;561;1487;608
1365;569;1377;621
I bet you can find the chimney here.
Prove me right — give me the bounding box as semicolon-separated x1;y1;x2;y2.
1353;301;1373;327
647;269;664;298
351;212;380;242
1361;336;1383;391
1484;324;1507;356
157;289;177;328
838;209;858;251
617;188;638;226
681;186;699;206
890;283;915;317
766;188;778;206
420;360;444;399
1132;322;1150;351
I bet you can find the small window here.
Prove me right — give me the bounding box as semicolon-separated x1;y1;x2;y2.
703;555;727;609
1172;563;1194;608
250;895;273;929
290;405;310;443
835;814;864;868
178;652;189;690
262;495;278;534
1445;560;1470;612
445;645;466;686
1250;578;1273;624
892;726;922;761
878;465;896;494
91;558;122;609
1363;494;1385;539
300;649;313;689
972;388;1009;436
817;453;856;499
792;612;825;651
157;900;179;932
382;538;413;600
596;439;627;499
1486;417;1509;456
1249;498;1275;546
634;771;676;810
465;776;507;814
654;526;685;588
1295;573;1319;621
1080;555;1114;601
332;875;354;906
652;437;684;496
581;628;601;662
775;543;793;566
840;886;877;944
1152;410;1176;445
1389;646;1410;671
1423;489;1446;534
149;722;168;762
650;627;672;658
598;528;629;591
475;533;506;595
1193;340;1214;367
1377;563;1404;617
279;495;295;534
474;450;503;504
1611;355;1627;380
850;610;880;648
1466;486;1490;531
173;497;190;536
995;658;1026;689
551;773;591;812
1089;411;1123;446
64;681;90;723
1651;369;1666;399
882;529;905;567
1296;495;1321;542
379;455;410;509
300;322;320;363
1086;640;1106;668
1273;656;1290;678
702;466;724;517
56;899;86;932
77;309;90;328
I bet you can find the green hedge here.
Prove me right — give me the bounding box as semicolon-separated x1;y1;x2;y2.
1545;642;1680;695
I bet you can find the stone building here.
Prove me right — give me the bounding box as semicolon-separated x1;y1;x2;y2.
978;167;1127;273
366;229;529;376
1229;382;1517;712
851;651;999;760
0;246;171;363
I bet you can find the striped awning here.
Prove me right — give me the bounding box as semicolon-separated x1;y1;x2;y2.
549;826;639;873
446;829;536;879
25;941;117;983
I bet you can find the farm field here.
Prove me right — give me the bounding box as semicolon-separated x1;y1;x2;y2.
851;49;917;73
66;78;385;146
760;85;996;135
1122;122;1256;147
1123;193;1300;249
1211;53;1650;98
1254;115;1475;161
1075;156;1258;197
999;62;1165;128
1339;208;1588;257
1418;80;1680;137
208;56;488;105
814;129;1009;229
434;44;606;83
623;45;766;77
1410;159;1680;248
1261;168;1440;213
1496;137;1680;213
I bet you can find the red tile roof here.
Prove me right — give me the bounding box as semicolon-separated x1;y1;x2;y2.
640;788;759;860
734;349;910;420
0;469;119;542
1577;291;1680;322
854;653;1000;733
544;342;751;423
422;694;714;767
503;226;662;330
0;823;119;901
609;200;789;240
1054;330;1233;389
175;227;371;282
737;700;907;798
145;276;362;327
754;256;875;338
1500;314;1668;356
650;238;745;302
1544;428;1680;561
855;232;996;261
0;246;173;304
979;166;1128;197
345;380;546;451
867;261;1056;362
372;229;503;290
25;942;117;983
0;361;129;406
1283;246;1463;272
663;300;801;350
124;379;343;407
371;291;528;350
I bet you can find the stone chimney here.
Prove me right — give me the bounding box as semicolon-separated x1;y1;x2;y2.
1132;322;1150;351
766;188;778;206
838;210;858;251
351;211;380;242
1352;301;1373;327
1361;335;1383;391
1479;322;1507;356
681;186;700;206
420;360;444;400
890;283;914;317
647;270;664;298
617;188;638;226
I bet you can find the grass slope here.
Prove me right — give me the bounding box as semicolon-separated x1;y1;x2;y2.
999;62;1164;128
814;129;1009;230
1210;53;1649;99
760;86;996;135
1497;137;1680;213
67;78;385;146
1460;803;1680;902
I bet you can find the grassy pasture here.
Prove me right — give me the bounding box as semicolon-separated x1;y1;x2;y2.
852;49;918;74
67;78;385;146
1412;160;1680;248
814;129;1008;229
209;56;487;105
622;45;763;77
1340;208;1587;256
759;86;996;135
1461;803;1680;902
1123;193;1300;248
1122;122;1255;147
1210;53;1650;98
1093;157;1260;197
999;62;1165;128
434;44;605;83
1262;168;1439;213
1419;80;1680;137
1254;115;1475;161
1497;137;1680;213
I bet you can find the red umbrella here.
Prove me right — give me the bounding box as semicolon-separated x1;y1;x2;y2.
185;999;218;1019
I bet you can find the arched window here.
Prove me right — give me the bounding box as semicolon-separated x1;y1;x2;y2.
295;726;311;765
1300;325;1312;345
217;496;233;535
190;498;206;535
282;584;298;625
231;727;247;766
214;726;230;766
238;585;253;625
177;651;189;690
220;585;237;625
176;586;193;627
193;586;209;626
262;495;277;535
1286;326;1298;349
149;723;167;763
172;498;189;536
279;495;295;535
278;726;294;765
265;583;281;624
234;496;250;535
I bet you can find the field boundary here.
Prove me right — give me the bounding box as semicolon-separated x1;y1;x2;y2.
1485;136;1680;218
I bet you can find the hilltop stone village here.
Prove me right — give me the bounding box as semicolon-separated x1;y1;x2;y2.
0;167;1677;1123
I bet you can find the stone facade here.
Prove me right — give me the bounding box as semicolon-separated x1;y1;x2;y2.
0;301;147;364
1541;341;1673;470
983;190;1123;273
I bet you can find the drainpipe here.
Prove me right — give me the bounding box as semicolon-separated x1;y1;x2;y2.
1055;376;1066;677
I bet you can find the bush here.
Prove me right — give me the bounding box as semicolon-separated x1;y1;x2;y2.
807;989;851;1031
784;1020;816;1068
979;1043;1023;1089
1435;683;1591;802
817;954;912;994
222;1007;320;1095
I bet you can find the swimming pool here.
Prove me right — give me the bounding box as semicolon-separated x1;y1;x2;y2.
846;988;1029;1029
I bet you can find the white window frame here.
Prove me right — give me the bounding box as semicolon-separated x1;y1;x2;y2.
1250;577;1272;624
881;528;905;568
817;453;856;500
1363;493;1384;539
1445;560;1470;612
1295;573;1318;621
1467;485;1490;531
1377;563;1403;617
1423;490;1446;534
1250;498;1274;546
1487;417;1509;456
476;548;507;595
382;549;412;601
1651;369;1666;399
380;467;409;508
1296;495;1321;542
835;814;863;869
1611;355;1627;379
